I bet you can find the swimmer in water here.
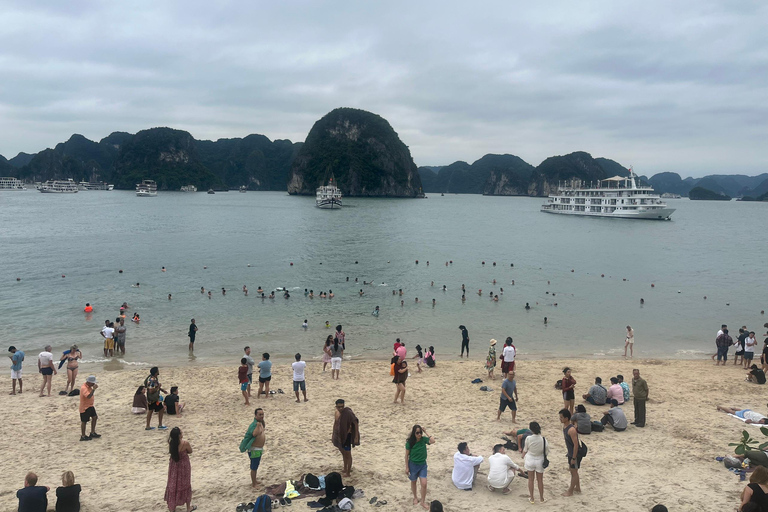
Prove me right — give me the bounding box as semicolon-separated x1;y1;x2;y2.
304;288;309;296
168;294;172;300
121;302;129;310
268;292;275;299
284;291;290;298
243;285;248;295
432;299;436;306
132;313;140;322
325;321;331;328
359;289;364;296
372;306;380;317
162;267;166;272
462;294;466;302
493;295;499;302
399;289;403;296
201;287;205;294
415;297;419;303
431;281;434;286
461;284;465;292
133;283;140;288
525;303;530;310
478;289;482;296
302;319;308;329
500;287;504;294
401;300;404;306
222;288;226;296
208;291;212;299
309;290;314;298
442;285;446;291
329;290;334;298
257;286;263;293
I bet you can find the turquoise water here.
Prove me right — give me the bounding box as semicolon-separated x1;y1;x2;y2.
1;190;766;366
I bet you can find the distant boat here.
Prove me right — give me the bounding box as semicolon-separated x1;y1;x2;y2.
136;180;158;197
40;179;78;193
78;181;113;191
0;177;26;191
316;174;342;209
239;185;247;193
180;185;197;192
207;189;215;194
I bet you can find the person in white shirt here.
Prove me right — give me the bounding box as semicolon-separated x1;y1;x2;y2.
292;353;307;403
487;444;521;494
501;337;516;377
452;442;484;490
744;331;757;368
623;326;634;358
37;345;57;397
100;320;115;357
522;421;550;504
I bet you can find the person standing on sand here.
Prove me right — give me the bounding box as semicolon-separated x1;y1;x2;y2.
501;338;516;378
243;346;255;397
333;399;360;477
329;338;343;380
459;325;470;357
497;371;518;422
713;324;728;362
100;320;114;358
257;353;272;398
8;345;24;395
623;326;634;358
335;325;346;350
79;375;100;441
239;359;250;406
240;408;265;489
405;424;434;509
38;345;56;397
523;421;549;504
145;366;168;430
631;369;648;427
187;319;197;353
292;353;308;403
164;427;196;512
486;339;497;379
561;367;576;415
560;408;581;497
322;336;333;372
393;355;408;404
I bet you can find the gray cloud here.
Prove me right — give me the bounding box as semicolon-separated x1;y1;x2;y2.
0;0;766;177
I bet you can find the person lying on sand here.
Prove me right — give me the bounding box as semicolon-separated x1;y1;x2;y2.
717;406;768;424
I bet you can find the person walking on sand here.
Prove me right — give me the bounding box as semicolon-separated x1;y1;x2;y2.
459;325;470;358
187;319;197;353
61;344;81;394
631;368;648;427
8;345;24;395
560;409;581;497
164;427;196;512
623;325;634;358
561;367;576;415
257;353;272;398
145;367;168;430
497;371;518;422
329;338;343;380
501;337;516;378
38;345;56;397
292;353;308;403
393;355;408;404
405;424;434;509
240;408;266;488
333;399;360;477
79;375;100;441
413;344;424;373
486;339;497;379
322;336;333;372
522;421;549;503
239;358;250;406
243;346;255;397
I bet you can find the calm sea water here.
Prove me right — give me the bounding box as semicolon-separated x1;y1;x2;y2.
1;190;766;367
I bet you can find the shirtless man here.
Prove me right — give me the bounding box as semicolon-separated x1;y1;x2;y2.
333;399;360;477
246;408;266;488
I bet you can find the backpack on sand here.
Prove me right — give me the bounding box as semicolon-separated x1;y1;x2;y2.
253;494;271;512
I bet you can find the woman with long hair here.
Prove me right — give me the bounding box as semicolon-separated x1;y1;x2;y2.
740;465;768;511
164;427;195;512
522;421;549;503
132;385;148;414
405;424;434;509
561;367;576;415
330;336;344;380
322;335;333;372
61;345;81;393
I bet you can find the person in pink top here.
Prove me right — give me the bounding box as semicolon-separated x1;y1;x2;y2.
396;342;407;360
606;377;624;405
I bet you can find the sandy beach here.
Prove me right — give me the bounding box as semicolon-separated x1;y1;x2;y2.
0;356;757;511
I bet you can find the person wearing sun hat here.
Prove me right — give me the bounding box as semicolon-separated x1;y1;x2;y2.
486;339;497;379
79;375;100;441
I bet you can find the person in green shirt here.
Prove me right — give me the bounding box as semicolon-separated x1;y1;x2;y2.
405;424;435;510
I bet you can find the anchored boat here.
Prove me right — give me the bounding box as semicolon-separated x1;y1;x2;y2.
316;175;342;209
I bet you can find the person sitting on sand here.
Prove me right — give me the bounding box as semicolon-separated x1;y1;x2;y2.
740;465;768;511
55;470;81;512
571;404;592;435
132;386;148;414
606;377;625;405
164;386;185;416
582;377;607;405
748;364;766;384
487;444;523;495
16;472;49;512
452;442;484;490
717;406;768;424
601;399;628;431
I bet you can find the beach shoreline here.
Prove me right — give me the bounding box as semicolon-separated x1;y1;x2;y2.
2;357;754;511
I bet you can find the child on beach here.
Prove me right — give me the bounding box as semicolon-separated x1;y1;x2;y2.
413;345;424;373
239;358;250;405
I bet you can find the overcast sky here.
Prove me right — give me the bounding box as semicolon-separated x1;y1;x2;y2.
1;0;765;177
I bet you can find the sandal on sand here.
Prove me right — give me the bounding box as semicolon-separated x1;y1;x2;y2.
375;500;388;507
369;497;378;504
529;498;535;504
145;427;155;430
190;507;197;512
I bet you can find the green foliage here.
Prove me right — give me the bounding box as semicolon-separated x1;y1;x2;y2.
688;186;731;200
729;430;758;455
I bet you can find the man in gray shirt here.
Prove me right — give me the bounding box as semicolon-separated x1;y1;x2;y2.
582;377;607;405
497;371;519;422
244;346;255;397
600;399;628;431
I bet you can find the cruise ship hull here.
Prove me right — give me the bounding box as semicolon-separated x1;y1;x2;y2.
316;198;342;209
541;206;675;220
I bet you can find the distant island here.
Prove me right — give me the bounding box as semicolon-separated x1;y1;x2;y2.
1;109;766;197
688;186;731;201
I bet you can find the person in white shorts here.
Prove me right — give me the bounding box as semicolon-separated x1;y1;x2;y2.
623;326;634;358
8;346;25;395
329;338;343;380
522;421;550;504
716;406;768;424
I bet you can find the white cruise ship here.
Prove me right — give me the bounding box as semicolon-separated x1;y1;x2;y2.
316;175;342;209
0;177;26;190
78;181;114;191
136;180;158;197
540;169;675;220
180;185;197;192
40;179;79;193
